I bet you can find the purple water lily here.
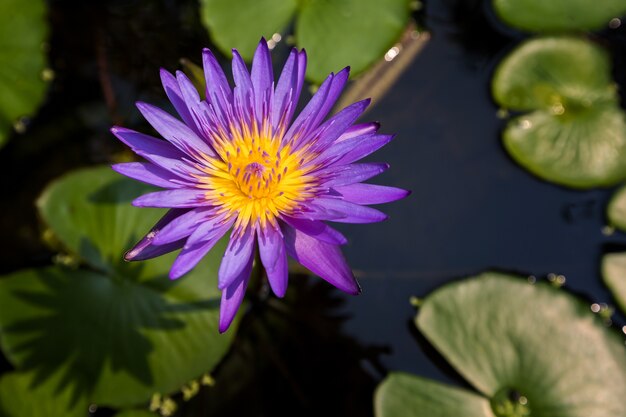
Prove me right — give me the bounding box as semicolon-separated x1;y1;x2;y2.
112;40;408;332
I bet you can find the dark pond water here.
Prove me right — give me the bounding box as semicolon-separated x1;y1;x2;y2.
1;0;625;416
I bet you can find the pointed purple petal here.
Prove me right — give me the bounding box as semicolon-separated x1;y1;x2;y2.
309;67;350;130
136;102;216;158
283;216;347;245
218;227;256;289
311;199;388;223
125;209;189;261
333;184;410;205
258;224;288;297
336;122;380;142
132;189;208;208
160;69;201;136
218;251;254;333
272;48;299;129
152;207;215;245
203;48;232;117
251;39;273;120
318;163;389;187
169;221;231;279
317;134;394;166
112;162;185;189
283;224;359;295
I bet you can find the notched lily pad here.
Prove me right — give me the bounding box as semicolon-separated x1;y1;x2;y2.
0;167;234;410
492;0;626;32
607;184;626;232
601;253;626;315
0;0;50;147
493;37;626;188
375;272;626;417
198;0;412;83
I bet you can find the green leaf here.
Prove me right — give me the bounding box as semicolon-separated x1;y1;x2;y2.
0;372;88;417
0;167;234;408
607;184;626;232
198;0;412;83
492;0;626;32
296;0;411;82
375;373;492;417
0;0;50;147
492;37;626;188
199;0;298;60
602;253;626;315
415;272;626;417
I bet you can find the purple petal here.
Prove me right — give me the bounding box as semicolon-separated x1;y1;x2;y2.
169;220;231;279
309;67;350;130
283;216;347;245
110;126;202;179
272;48;300;129
218;227;256;289
310;199;388;223
283;224;359;295
160;69;201;136
132;189;209;208
231;50;254;126
152;207;215;245
333;184;410;205
251;39;273;120
136;102;216;158
125;209;189;261
336;122;380;142
202;48;233;117
218;250;254;333
112;162;185;189
258;224;288;297
318;163;390;187
186;214;234;246
317;134;394;167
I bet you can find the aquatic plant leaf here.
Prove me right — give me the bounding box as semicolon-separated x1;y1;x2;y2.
492;37;626;188
414;273;626;417
601;253;626;315
492;0;626;32
607;184;626;232
375;373;491;417
295;0;411;82
0;167;234;408
0;0;50;148
199;0;298;60
0;372;88;417
198;0;412;83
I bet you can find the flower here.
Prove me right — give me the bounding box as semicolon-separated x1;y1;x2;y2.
111;39;409;332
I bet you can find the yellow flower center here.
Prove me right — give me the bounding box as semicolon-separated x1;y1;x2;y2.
196;122;316;230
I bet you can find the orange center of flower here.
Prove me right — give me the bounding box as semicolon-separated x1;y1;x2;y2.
196;122;316;230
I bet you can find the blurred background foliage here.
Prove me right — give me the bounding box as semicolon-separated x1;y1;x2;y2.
0;0;625;416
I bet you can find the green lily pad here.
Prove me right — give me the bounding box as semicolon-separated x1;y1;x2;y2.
492;0;626;32
375;272;626;417
198;0;412;83
601;253;626;315
493;37;626;188
375;373;491;417
0;167;233;409
0;372;88;417
0;0;50;147
607;184;626;232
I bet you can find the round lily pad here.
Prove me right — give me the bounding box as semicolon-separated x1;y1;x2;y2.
492;0;626;32
0;372;88;417
376;272;626;417
607;184;626;232
601;253;626;315
0;0;50;147
493;37;626;188
0;167;234;409
198;0;412;83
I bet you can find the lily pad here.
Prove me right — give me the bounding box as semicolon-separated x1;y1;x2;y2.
493;37;626;188
0;372;88;417
198;0;411;83
601;253;626;315
0;167;233;409
375;272;626;417
607;184;626;232
0;0;50;147
492;0;626;32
